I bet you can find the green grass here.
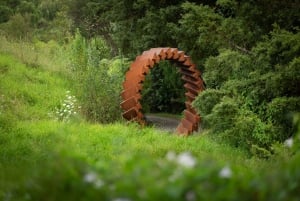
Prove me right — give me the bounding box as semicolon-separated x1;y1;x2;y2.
0;51;299;201
0;53;70;121
0;120;266;200
0;36;69;73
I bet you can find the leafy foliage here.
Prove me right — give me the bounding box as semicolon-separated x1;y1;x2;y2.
69;30;125;123
193;27;300;154
141;61;185;114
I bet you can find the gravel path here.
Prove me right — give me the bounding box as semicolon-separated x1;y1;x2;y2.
145;114;180;132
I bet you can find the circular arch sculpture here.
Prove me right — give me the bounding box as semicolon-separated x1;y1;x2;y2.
120;47;205;135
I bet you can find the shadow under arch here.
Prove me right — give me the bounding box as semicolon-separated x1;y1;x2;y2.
120;47;205;135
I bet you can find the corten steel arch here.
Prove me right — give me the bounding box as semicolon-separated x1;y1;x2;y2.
120;47;205;135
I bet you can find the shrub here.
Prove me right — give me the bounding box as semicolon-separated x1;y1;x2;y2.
204;49;252;88
265;57;300;99
1;13;33;40
68;30;126;123
80;59;124;123
0;5;12;23
225;110;273;150
192;88;227;116
266;97;300;141
205;97;239;132
253;27;300;68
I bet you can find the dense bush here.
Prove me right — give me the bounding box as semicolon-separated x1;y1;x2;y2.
226;110;273;151
267;97;300;141
192;28;300;154
192;89;228;116
203;49;253;88
0;5;11;23
69;31;126;123
0;13;33;40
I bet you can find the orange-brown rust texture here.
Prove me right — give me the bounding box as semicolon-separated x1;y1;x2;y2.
120;47;205;135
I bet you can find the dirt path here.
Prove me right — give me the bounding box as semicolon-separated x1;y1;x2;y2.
145;114;180;132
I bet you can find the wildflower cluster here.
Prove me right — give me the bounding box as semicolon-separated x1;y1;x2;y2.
52;91;80;122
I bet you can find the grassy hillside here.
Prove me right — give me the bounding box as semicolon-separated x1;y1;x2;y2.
0;53;300;200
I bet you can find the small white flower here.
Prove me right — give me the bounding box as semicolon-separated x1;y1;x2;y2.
185;190;196;201
219;165;232;179
84;171;98;183
166;151;177;161
284;138;293;148
94;179;105;189
112;198;131;201
176;152;196;168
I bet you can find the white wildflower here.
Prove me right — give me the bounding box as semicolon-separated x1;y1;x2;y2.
112;198;131;201
166;151;177;161
284;138;293;148
94;179;105;189
83;171;105;189
185;191;196;201
219;165;232;179
176;152;196;168
83;171;98;183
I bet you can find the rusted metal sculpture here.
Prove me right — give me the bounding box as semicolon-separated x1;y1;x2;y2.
120;47;205;135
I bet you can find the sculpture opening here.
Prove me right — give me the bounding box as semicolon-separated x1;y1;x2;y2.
120;48;205;135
